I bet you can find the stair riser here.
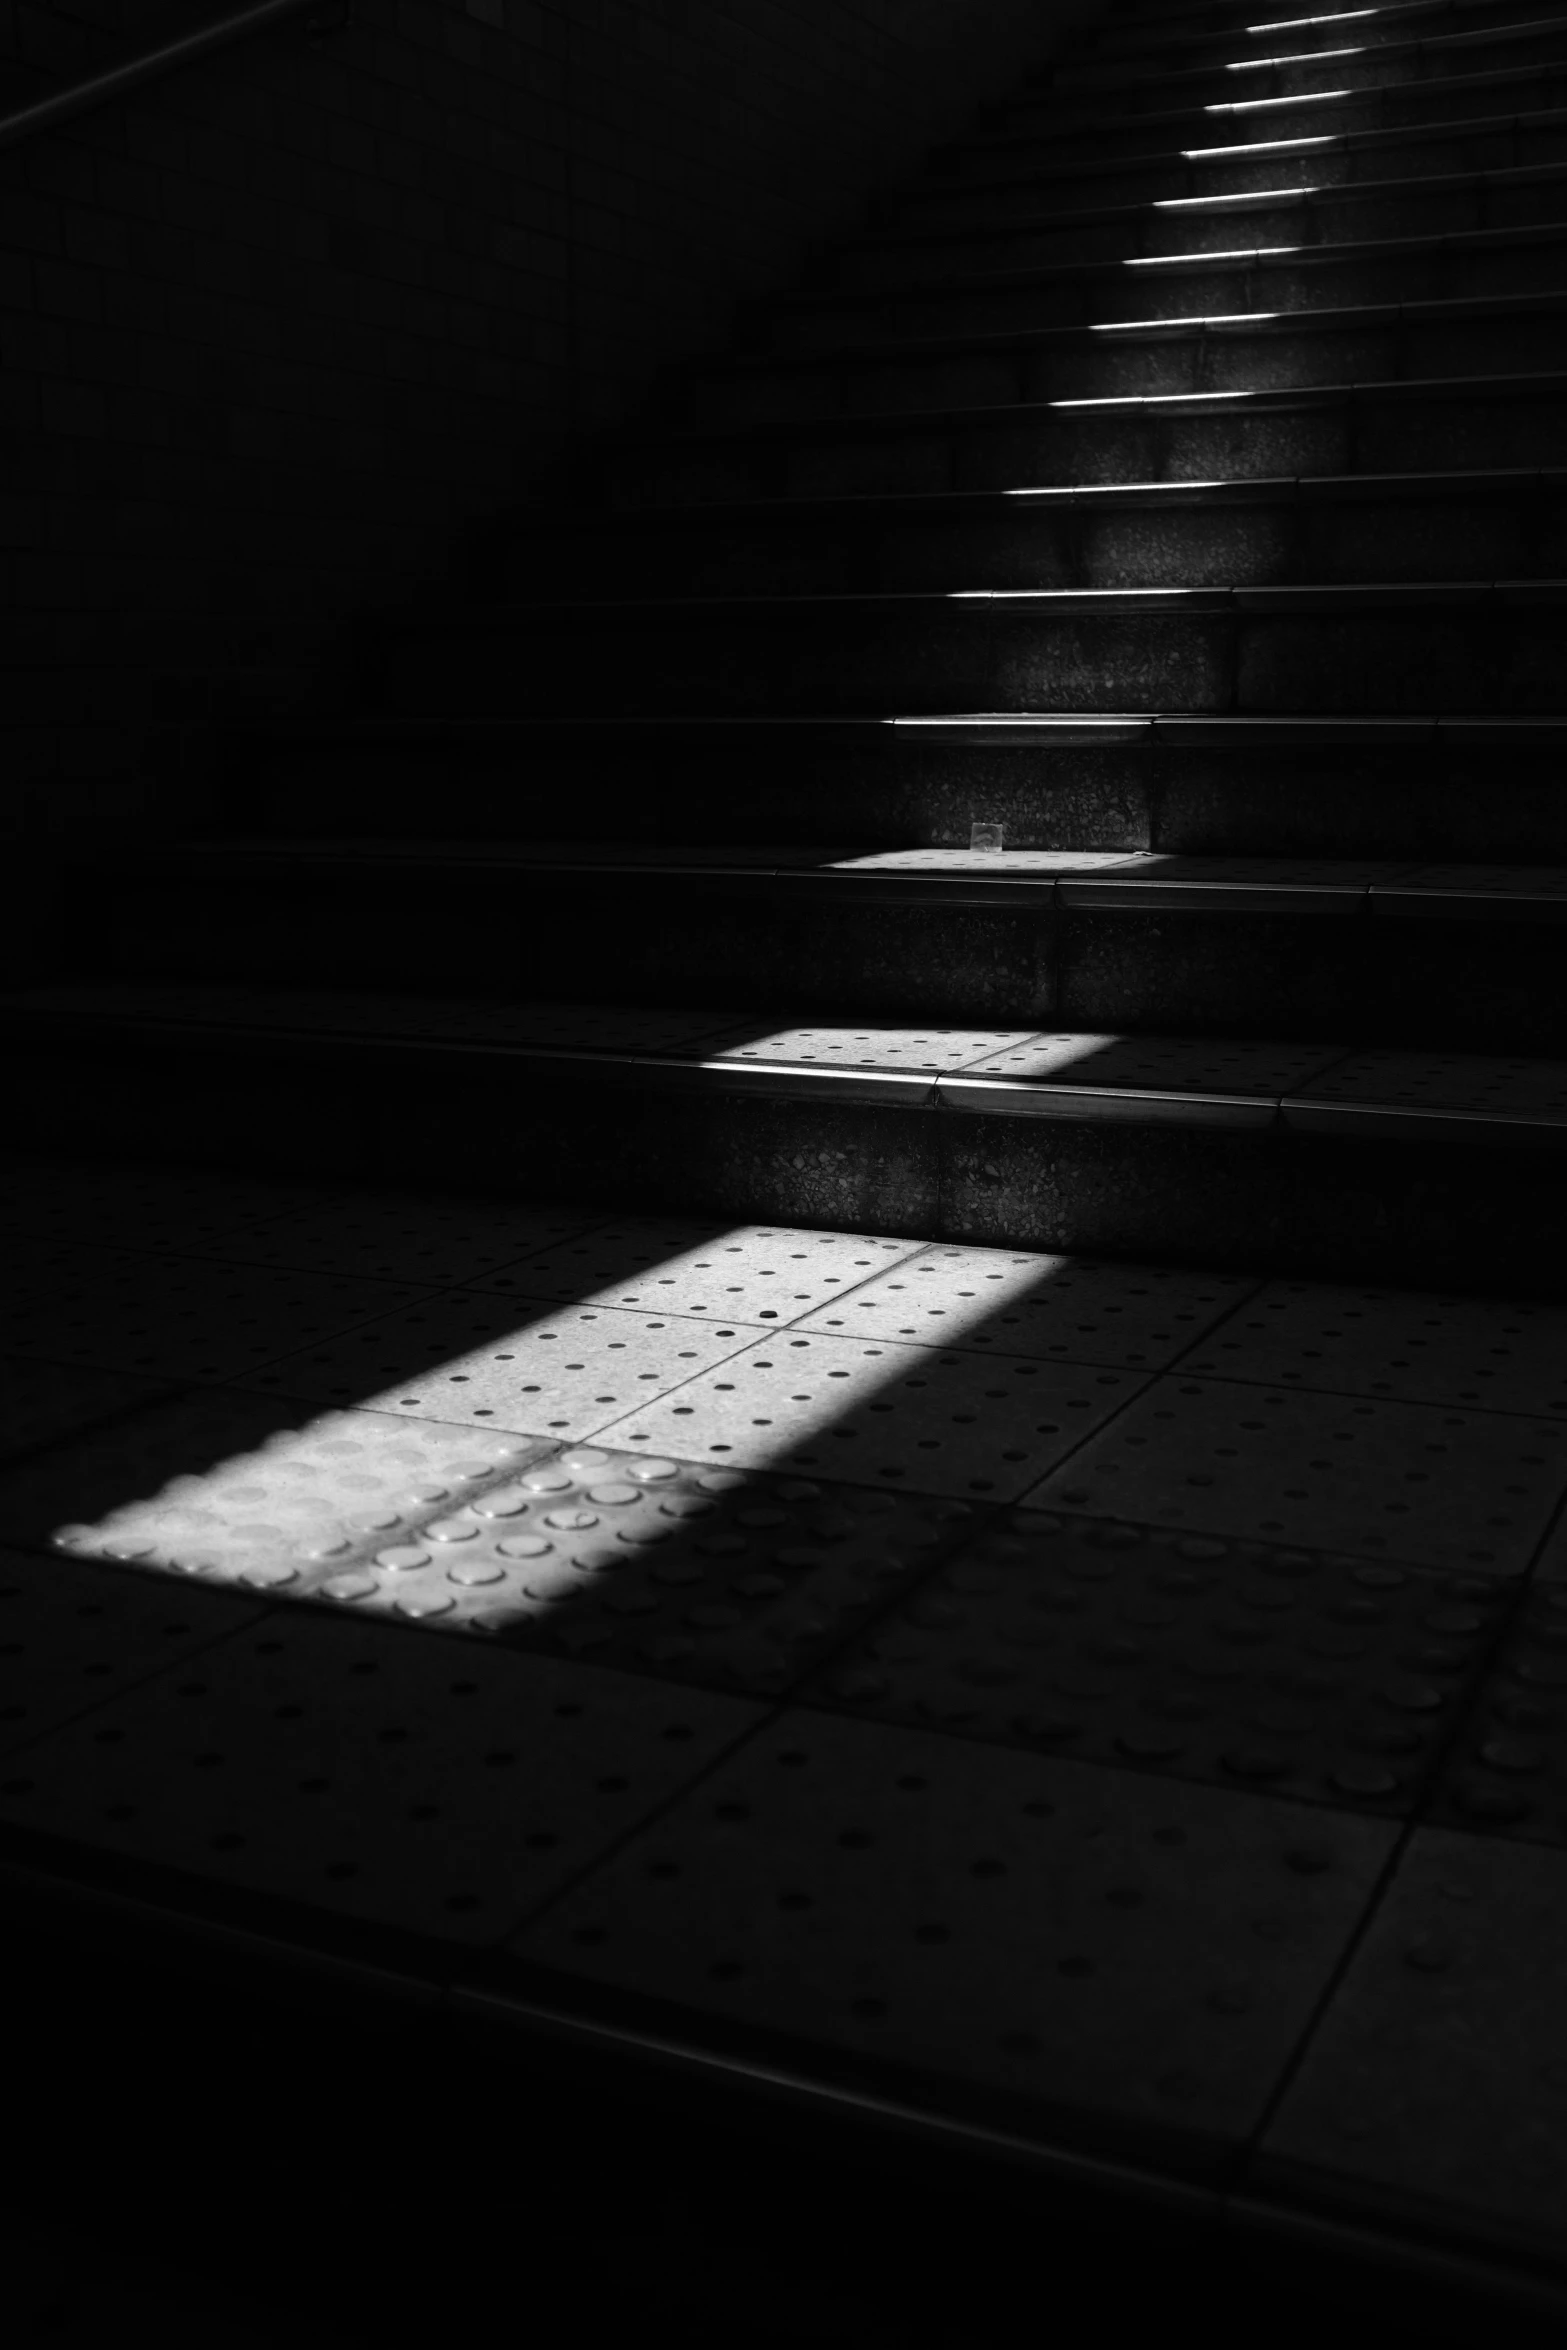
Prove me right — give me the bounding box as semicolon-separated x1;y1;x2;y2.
375;605;1565;718
689;315;1567;426
605;392;1567;504
764;242;1567;349
16;1037;1567;1300
831;180;1567;286
988;62;1567;156
900;121;1567;216
243;730;1567;861
503;493;1567;599
95;875;1567;1053
1004;25;1567;118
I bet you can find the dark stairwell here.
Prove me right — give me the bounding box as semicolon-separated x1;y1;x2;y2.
6;0;1567;2340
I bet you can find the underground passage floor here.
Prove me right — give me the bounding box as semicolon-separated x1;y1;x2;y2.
5;1149;1567;2343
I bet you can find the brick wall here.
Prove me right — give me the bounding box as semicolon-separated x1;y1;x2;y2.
1;0;1099;827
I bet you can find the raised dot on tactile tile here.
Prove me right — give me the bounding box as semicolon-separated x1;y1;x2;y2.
1329;1763;1402;1799
544;1508;599;1532
1091;1524;1143;1550
496;1534;551;1560
560;1449;610;1474
1177;1538;1228;1561
588;1484;641;1507
349;1512;403;1534
472;1487;531;1518
397;1592;455;1619
776;1480;822;1501
523;1469;574;1494
449;1560;507;1587
697;1534;748;1558
697;1471;748;1493
320;1574;377;1602
1478;1736;1547;1774
739;1508;788;1528
425;1517;480;1543
306;1538;353;1560
376;1546;431;1572
660;1496;712;1519
628;1460;679;1482
239;1562;298;1588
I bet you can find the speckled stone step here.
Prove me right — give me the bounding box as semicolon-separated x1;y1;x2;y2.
7;987;1567;1295
80;844;1567;1054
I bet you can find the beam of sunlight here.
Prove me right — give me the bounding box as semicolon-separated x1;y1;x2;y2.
941;586;1212;599
1247;8;1380;26
1182;135;1338;157
1154;188;1318;209
1124;247;1305;264
1089;312;1284;330
1207;88;1354;110
1050;389;1253;407
1224;45;1365;66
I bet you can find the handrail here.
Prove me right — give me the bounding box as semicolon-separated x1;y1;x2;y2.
0;0;349;155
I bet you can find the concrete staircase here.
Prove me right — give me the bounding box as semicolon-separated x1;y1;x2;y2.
13;0;1567;1297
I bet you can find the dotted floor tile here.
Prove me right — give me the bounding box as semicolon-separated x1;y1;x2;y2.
0;1241;434;1383
804;1510;1512;1815
279;1443;976;1682
0;1611;761;1943
515;1709;1395;2165
1288;1052;1567;1120
0;1156;333;1249
822;851;1141;873
11;986;750;1055
794;1245;1255;1366
710;1027;1034;1071
0;1357;177;1463
599;1335;1148;1501
1426;1584;1567;1843
195;1192;607;1284
248;1294;760;1439
1027;1380;1567;1576
1179;1281;1567;1416
961;1034;1345;1095
1258;1827;1567;2255
470;1218;920;1320
39;1403;550;1596
0;1544;263;1757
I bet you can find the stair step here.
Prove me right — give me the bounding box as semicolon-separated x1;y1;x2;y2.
492;470;1567;600
683;293;1567;429
1059;0;1547;67
989;50;1567;157
7;987;1567;1297
830;160;1567;286
1021;10;1567;114
758;222;1567;353
362;579;1567;720
600;369;1567;504
241;713;1567;861
899;108;1567;214
88;844;1567;1052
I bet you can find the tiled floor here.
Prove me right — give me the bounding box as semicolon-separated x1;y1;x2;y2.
6;1153;1567;2326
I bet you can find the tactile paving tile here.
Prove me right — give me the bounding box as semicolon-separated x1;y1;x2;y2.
1257;1827;1567;2254
469;1218;920;1319
0;1241;434;1383
0;1156;334;1248
1180;1281;1567;1416
33;1401;549;1594
804;1510;1513;1815
10;985;750;1055
515;1708;1395;2166
601;1333;1148;1501
0;1357;178;1464
0;1544;263;1757
1426;1584;1567;1843
959;1034;1346;1095
794;1245;1255;1366
1286;1051;1567;1122
0;1611;761;1943
710;1027;1034;1071
821;851;1143;873
1027;1380;1567;1576
194;1192;607;1284
282;1444;976;1682
248;1293;760;1438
